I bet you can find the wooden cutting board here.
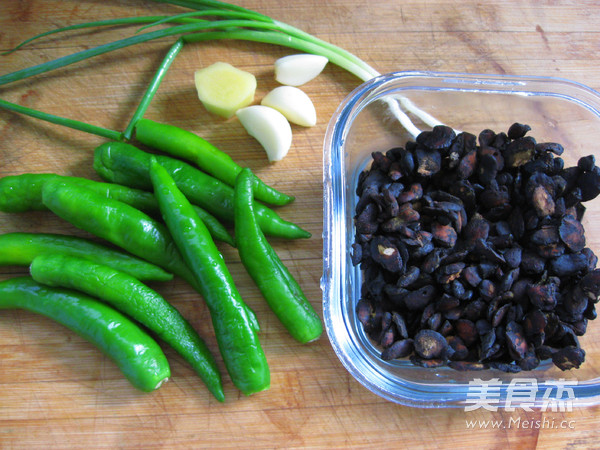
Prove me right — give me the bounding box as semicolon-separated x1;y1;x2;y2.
1;1;600;448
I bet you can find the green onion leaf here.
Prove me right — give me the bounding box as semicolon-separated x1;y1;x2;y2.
0;98;123;141
1;16;205;56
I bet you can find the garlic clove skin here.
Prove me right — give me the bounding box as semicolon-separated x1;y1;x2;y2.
236;105;293;162
274;54;328;86
261;86;317;127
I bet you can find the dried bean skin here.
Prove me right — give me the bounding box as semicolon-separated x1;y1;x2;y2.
552;347;585;370
559;216;586;252
507;123;531;139
353;123;600;371
381;339;414;360
414;330;448;359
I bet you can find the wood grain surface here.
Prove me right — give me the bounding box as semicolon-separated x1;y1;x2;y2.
1;1;600;448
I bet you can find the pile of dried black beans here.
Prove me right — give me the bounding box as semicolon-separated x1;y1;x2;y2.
352;123;600;372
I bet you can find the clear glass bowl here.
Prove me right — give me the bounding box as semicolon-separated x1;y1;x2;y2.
322;71;600;408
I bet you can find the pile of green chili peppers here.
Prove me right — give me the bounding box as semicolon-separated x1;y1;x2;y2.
0;0;328;402
0;119;322;402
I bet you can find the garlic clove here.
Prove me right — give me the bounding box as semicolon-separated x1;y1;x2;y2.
261;86;317;127
274;54;328;86
236;105;292;162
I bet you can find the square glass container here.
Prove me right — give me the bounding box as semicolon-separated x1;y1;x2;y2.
322;71;600;408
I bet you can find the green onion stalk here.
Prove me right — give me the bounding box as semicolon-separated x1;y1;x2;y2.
0;0;439;139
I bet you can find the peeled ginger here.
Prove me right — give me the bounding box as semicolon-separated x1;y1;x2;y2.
194;62;256;119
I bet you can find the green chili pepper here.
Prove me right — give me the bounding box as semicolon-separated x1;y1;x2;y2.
93;141;310;240
39;178;256;330
188;204;234;246
0;173;55;212
149;156;270;396
0;173;157;213
0;232;172;282
234;168;322;343
0;173;234;245
29;253;224;402
134;118;294;206
0;276;170;392
40;178;197;286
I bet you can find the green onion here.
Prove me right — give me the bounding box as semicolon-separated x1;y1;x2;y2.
0;98;123;141
0;0;439;138
1;16;205;56
151;1;380;80
0;16;378;87
183;29;377;82
0;22;237;87
123;38;185;140
136;9;272;34
153;0;272;19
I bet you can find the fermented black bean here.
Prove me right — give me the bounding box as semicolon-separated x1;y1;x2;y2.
353;123;600;372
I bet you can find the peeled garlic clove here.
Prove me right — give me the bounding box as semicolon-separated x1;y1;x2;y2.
236;105;292;162
274;54;328;86
261;86;317;127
